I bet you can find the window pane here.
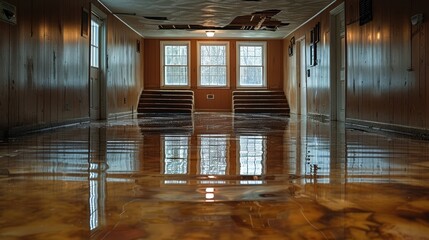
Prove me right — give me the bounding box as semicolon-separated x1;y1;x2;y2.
240;66;263;86
90;20;100;68
165;66;188;85
240;46;262;66
201;45;226;65
201;66;226;86
199;44;227;86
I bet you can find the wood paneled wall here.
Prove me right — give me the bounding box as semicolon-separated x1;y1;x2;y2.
284;0;429;131
144;39;284;111
0;0;143;137
346;0;429;130
106;11;144;116
284;1;342;117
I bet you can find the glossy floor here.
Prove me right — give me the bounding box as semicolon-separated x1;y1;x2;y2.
1;113;429;240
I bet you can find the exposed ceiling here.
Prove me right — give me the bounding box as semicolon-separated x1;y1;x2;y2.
98;0;335;39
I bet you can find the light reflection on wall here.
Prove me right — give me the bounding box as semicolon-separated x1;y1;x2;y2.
163;136;189;174
199;135;228;175
239;135;266;176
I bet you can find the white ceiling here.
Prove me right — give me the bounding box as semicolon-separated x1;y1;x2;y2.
98;0;335;39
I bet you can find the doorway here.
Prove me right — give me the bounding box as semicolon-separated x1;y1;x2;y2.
297;37;307;116
90;5;107;120
330;3;345;121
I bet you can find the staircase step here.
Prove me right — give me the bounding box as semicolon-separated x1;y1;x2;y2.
232;90;284;95
143;89;194;95
138;90;194;114
141;94;193;100
234;108;290;113
233;95;286;100
232;90;290;114
139;104;193;110
139;108;193;113
234;103;289;107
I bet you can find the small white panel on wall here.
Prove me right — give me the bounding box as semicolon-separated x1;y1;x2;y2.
0;1;17;25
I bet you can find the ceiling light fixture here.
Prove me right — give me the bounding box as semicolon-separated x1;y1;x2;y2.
205;31;215;37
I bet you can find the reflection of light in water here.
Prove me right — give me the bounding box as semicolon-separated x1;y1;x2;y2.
164;180;187;185
89;163;99;231
240;180;264;185
89;179;98;230
205;187;215;201
106;140;139;172
239;135;266;175
89;162;107;231
163;136;189;174
199;180;226;185
205;193;215;199
199;135;228;175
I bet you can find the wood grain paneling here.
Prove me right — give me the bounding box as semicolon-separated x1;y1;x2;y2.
144;39;283;111
285;0;429;131
1;0;143;136
106;16;143;116
0;19;10;132
347;0;429;129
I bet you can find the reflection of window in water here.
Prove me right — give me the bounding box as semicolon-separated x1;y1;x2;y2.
163;136;189;174
200;135;228;175
107;140;139;172
239;136;265;175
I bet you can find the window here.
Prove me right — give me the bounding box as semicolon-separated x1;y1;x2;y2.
90;19;100;68
237;42;267;87
198;42;229;87
161;41;190;87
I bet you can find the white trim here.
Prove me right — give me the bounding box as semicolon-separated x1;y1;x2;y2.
160;41;191;88
90;3;108;120
197;41;230;88
283;1;337;39
95;1;143;37
236;41;267;88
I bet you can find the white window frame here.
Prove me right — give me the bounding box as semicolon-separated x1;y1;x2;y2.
236;41;267;88
160;41;191;88
197;41;230;88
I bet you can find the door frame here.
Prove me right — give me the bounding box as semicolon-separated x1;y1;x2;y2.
296;36;307;116
329;2;345;121
90;4;107;120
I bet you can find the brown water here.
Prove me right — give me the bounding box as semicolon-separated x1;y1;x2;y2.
1;113;429;240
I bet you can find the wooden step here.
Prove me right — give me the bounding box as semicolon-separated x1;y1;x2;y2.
234;108;290;113
232;90;290;114
233;98;288;103
233;94;286;100
232;90;284;95
141;94;193;100
143;89;194;95
138;108;193;113
138;103;193;109
137;89;194;114
234;103;289;108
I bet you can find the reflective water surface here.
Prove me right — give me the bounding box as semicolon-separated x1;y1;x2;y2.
1;113;429;239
